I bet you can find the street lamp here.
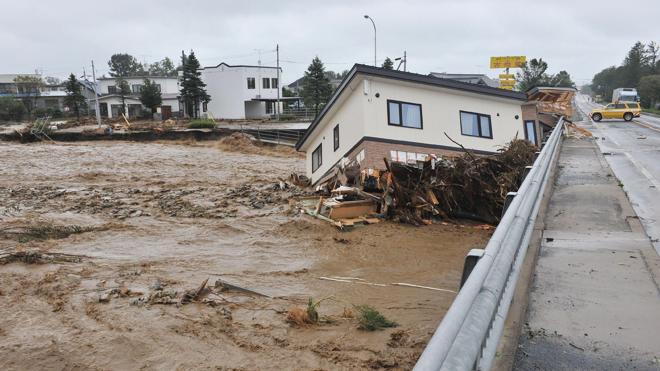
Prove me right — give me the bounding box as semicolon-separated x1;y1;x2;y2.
364;15;376;67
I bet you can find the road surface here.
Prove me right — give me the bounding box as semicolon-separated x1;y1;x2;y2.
575;94;660;254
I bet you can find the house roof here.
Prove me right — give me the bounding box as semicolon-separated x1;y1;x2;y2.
429;72;498;88
201;62;281;71
97;76;177;81
295;64;527;150
0;73;41;84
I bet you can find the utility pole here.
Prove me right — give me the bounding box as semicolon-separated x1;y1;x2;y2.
276;44;280;121
91;60;102;127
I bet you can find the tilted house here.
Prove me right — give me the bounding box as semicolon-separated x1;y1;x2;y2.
296;64;528;185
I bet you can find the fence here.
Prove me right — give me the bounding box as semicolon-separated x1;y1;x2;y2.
413;118;565;371
238;127;304;147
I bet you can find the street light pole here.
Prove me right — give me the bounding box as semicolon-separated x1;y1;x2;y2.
364;15;376;67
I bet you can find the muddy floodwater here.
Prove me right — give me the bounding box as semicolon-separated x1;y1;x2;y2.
0;139;491;370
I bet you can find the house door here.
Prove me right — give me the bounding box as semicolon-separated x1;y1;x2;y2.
99;103;108;117
161;105;172;120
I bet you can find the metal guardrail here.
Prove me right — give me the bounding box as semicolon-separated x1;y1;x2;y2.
414;117;565;371
239;127;303;147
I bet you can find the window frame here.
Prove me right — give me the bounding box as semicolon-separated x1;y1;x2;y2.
247;77;255;89
271;77;278;89
312;143;322;173
108;85;117;94
333;124;339;151
524;120;536;145
459;110;493;139
386;99;423;129
262;77;270;89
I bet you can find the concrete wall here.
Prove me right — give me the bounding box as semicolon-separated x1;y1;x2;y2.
201;64;282;119
303;75;525;184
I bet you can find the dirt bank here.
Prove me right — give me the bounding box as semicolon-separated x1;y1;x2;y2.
0;140;491;370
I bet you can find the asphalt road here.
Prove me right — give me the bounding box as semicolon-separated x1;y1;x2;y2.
575;94;660;255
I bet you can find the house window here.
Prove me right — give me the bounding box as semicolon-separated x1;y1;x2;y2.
266;101;273;114
460;111;492;138
387;100;422;129
203;102;208;112
247;78;255;89
271;78;278;89
524;120;536;145
262;78;270;89
131;84;143;93
312;143;322;173
333;124;339;151
108;85;117;94
155;84;161;92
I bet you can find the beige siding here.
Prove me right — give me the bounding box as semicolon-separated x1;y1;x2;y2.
362;77;524;152
304;82;366;183
303;75;525;184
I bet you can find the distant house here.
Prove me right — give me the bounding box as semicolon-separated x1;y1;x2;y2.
429;72;499;88
96;76;180;119
0;73;97;115
200;63;283;119
296;64;528;185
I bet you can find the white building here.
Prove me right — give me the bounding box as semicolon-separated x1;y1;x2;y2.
199;63;282;120
296;64;528;185
96;76;180;119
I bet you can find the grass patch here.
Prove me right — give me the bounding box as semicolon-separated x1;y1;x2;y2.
187;119;216;129
642;108;660;116
356;305;397;331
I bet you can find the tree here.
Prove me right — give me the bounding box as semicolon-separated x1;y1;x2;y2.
549;70;576;88
0;97;26;121
179;50;210;118
108;53;144;77
301;56;333;115
638;74;660;109
646;42;659;75
382;57;394;70
140;78;162;115
147;57;177;77
621;41;648;87
13;75;43;119
115;77;131;116
63;73;87;120
515;58;550;91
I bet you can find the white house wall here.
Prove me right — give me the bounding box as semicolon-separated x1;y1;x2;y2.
303;75;525;184
362;77;524;152
201;65;282;120
304;81;366;183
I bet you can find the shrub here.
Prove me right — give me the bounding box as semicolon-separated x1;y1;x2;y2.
0;97;26;121
187;119;216;129
356;305;397;331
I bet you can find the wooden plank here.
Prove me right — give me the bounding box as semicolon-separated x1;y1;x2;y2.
329;203;376;220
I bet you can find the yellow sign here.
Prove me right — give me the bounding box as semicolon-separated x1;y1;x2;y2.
490;56;526;69
499;79;516;86
499;73;515;79
499;85;514;90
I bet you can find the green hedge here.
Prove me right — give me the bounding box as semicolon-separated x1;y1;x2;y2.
187;119;216;129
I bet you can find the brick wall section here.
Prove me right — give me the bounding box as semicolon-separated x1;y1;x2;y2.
346;139;465;171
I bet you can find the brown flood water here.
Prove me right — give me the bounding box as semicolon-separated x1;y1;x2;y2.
0;140;491;370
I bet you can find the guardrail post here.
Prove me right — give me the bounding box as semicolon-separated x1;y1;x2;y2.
534;151;541;161
522;165;533;180
460;249;485;289
501;191;517;218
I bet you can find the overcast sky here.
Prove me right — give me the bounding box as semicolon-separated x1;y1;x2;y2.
2;0;659;85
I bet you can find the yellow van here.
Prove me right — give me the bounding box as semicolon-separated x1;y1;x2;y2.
590;102;641;122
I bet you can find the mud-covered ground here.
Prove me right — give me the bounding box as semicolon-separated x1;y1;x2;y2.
0;139;492;370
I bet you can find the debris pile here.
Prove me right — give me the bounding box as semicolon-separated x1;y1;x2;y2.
384;139;537;225
299;139;537;227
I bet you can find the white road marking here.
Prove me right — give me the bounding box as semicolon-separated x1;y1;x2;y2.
623;152;660;189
